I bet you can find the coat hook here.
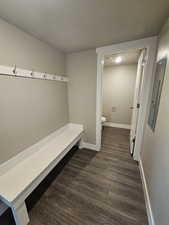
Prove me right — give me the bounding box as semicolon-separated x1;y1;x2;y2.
30;69;34;77
13;65;17;74
43;72;46;79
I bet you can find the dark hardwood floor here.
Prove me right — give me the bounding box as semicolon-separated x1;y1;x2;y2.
29;127;148;225
0;127;148;225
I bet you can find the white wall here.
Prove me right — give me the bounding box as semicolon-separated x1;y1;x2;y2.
66;50;97;144
141;17;169;225
103;64;137;125
0;19;68;164
0;19;65;74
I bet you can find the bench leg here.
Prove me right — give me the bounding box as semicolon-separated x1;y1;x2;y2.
78;137;83;149
11;202;29;225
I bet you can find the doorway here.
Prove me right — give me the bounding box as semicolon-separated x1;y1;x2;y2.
102;49;140;132
96;37;157;161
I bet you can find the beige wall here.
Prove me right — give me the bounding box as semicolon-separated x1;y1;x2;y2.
0;19;65;74
0;19;68;164
141;18;169;225
103;64;137;125
66;50;97;144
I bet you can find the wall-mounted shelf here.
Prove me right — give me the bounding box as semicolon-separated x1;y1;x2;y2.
0;65;68;82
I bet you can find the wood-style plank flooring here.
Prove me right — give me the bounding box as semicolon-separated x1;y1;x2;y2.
0;127;148;225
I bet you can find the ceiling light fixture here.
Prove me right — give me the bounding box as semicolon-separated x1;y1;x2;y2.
115;56;122;64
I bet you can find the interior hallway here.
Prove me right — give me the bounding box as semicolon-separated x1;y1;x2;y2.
23;127;147;225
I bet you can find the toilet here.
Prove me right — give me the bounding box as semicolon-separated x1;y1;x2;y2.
101;116;106;124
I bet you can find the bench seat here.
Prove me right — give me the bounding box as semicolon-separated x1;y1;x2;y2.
0;123;83;225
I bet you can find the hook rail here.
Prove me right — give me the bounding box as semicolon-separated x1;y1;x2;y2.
0;65;68;82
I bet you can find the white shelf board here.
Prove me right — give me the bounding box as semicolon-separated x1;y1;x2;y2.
0;123;83;204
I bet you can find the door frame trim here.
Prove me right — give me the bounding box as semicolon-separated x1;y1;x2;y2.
96;37;157;160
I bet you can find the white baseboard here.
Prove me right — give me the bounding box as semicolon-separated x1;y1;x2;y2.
0;201;8;216
103;122;131;130
139;159;155;225
80;142;98;151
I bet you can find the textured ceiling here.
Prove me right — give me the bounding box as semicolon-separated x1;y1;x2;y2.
0;0;169;52
104;50;140;67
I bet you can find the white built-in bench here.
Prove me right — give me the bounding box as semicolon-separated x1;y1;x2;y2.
0;123;83;225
